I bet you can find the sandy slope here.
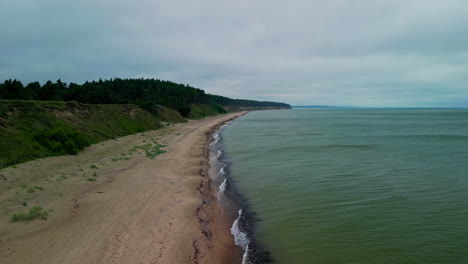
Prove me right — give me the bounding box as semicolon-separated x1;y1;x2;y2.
0;112;245;264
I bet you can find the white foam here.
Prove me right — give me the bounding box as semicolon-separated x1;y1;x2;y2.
220;121;231;129
242;244;250;264
210;133;220;146
217;178;227;200
231;209;250;250
217;149;223;158
217;165;226;177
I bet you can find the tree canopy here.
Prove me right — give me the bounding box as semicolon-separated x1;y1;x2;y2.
0;78;290;116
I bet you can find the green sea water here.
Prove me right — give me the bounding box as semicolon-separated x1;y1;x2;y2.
222;108;468;264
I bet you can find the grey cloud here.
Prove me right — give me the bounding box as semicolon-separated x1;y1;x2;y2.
1;0;468;106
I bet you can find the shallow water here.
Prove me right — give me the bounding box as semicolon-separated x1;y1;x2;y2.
221;108;468;264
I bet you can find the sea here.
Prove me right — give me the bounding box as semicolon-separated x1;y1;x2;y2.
211;108;468;264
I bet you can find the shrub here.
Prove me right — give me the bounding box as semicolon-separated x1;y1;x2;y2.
130;142;166;159
11;206;48;222
34;127;90;155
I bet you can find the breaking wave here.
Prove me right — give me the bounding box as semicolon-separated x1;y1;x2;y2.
217;178;227;200
217;165;227;177
231;209;251;263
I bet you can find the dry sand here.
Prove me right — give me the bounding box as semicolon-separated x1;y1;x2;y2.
0;112;246;264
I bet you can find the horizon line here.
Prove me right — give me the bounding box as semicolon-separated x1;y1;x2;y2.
292;105;468;109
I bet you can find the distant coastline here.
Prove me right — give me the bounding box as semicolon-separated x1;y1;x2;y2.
293;105;358;108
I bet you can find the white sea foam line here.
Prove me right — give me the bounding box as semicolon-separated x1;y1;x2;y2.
209;132;220;146
217;178;227;200
231;209;251;264
210;116;238;147
231;209;250;250
214;117;250;262
217;165;226;177
242;244;250;264
210;138;219;146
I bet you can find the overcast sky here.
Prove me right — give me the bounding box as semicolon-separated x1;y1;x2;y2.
1;0;468;106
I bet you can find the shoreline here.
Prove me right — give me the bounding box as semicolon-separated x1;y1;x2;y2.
0;112;247;264
210;112;275;264
197;111;250;264
191;111;249;264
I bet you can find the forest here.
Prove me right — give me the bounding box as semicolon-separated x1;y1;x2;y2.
0;78;291;116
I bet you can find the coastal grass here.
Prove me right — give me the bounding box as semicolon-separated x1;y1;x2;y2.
21;185;44;193
0;100;229;167
11;206;49;222
0;100;181;167
188;103;225;119
130;140;166;159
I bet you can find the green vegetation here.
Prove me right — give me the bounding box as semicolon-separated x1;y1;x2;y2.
11;206;49;222
0;101;164;166
152;105;186;123
35;127;90;155
22;201;28;206
0;78;290;166
0;78;290;116
130;141;166;159
87;177;96;182
90;164;98;169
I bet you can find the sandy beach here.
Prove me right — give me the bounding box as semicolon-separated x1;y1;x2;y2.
0;112;246;264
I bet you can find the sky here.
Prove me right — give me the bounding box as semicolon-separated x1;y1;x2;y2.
1;0;468;107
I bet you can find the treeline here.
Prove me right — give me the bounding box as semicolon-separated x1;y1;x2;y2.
0;78;290;116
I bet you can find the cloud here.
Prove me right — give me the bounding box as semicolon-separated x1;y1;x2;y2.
1;0;468;106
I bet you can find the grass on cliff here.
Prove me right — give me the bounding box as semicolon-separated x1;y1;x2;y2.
0;100;226;167
0;101;170;167
188;103;227;119
34;126;91;155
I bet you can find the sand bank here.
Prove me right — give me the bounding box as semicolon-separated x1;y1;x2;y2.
0;112;246;264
